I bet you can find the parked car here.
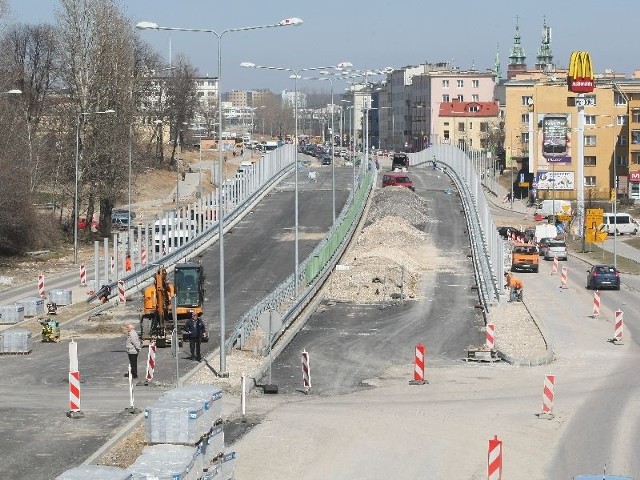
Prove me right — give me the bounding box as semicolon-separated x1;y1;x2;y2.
321;155;332;165
586;264;620;290
543;240;567;261
537;237;552;256
382;172;415;191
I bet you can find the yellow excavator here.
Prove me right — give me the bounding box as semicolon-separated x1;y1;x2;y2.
140;263;205;347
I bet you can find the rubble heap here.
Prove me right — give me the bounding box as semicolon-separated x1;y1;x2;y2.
324;187;448;303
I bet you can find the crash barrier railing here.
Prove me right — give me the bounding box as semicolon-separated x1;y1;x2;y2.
226;165;375;351
86;145;297;302
409;143;504;311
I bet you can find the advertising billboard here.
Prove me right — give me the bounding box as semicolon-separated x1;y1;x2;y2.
535;171;575;191
537;113;571;165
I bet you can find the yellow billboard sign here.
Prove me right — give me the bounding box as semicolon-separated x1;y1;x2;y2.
568;51;595;93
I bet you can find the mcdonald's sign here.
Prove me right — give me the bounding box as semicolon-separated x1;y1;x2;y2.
567;51;595;93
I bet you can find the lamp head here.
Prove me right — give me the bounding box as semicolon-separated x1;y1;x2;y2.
279;17;303;26
135;21;159;30
240;62;256;68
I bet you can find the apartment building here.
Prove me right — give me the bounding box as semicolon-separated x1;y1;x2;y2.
504;74;640;201
375;64;498;151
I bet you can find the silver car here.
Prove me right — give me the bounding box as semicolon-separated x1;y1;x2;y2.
543;240;567;261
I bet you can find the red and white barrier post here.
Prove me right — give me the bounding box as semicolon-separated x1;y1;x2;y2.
559;266;568;289
118;280;126;303
551;256;558;275
67;339;84;418
592;290;601;317
38;273;45;298
410;343;427;385
302;349;311;393
79;264;87;286
485;323;496;350
610;310;624;345
145;342;156;383
141;247;147;266
538;373;555;419
487;435;503;480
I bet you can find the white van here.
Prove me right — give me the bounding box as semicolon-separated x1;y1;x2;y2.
600;212;639;235
534;200;572;219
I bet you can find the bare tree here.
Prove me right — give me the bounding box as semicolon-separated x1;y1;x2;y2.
0;23;58;193
164;54;197;167
56;0;138;236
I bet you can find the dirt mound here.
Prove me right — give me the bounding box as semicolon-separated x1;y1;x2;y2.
366;186;434;228
324;188;447;303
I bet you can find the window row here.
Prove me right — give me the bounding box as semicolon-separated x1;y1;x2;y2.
442;79;480;88
442;94;480;103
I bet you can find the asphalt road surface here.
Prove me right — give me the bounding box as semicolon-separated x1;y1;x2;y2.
230;166;640;479
0;163;351;480
257;166;485;397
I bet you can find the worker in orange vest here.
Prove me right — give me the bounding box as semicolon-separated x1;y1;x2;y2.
125;254;132;272
504;272;523;302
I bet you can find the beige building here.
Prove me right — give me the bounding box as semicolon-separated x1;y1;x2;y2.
504;74;640;201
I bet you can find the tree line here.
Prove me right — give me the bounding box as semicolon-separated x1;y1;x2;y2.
0;0;198;255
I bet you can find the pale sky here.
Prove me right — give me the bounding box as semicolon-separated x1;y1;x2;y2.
5;0;638;94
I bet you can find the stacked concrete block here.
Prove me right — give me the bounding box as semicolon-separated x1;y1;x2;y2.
56;465;132;480
144;385;222;445
48;289;73;306
201;452;236;480
0;304;25;324
1;329;32;354
17;297;45;317
127;444;200;480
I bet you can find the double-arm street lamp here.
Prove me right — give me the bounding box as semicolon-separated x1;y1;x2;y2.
136;17;302;375
74;109;116;265
240;61;350;294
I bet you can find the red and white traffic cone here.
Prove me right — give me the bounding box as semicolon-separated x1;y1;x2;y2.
410;343;427;385
485;323;496;350
118;280;126;303
538;374;555;419
610;310;624;345
592;290;601;317
38;273;45;298
80;264;87;286
302;349;311;393
559;266;568;289
487;435;503;480
145;342;156;383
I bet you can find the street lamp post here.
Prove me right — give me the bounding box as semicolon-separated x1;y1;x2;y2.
128;123;134;253
137;17;302;376
74;109;115;265
240;61;349;293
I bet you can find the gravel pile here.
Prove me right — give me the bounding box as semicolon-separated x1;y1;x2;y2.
366;186;435;228
324;188;449;303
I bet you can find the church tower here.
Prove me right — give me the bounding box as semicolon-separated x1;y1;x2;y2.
535;17;554;72
507;16;527;79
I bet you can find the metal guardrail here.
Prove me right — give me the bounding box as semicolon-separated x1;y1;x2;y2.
86;145;297;302
409;144;504;311
226;165;375;351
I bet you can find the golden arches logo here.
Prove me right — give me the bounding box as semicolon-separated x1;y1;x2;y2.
568;51;594;93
